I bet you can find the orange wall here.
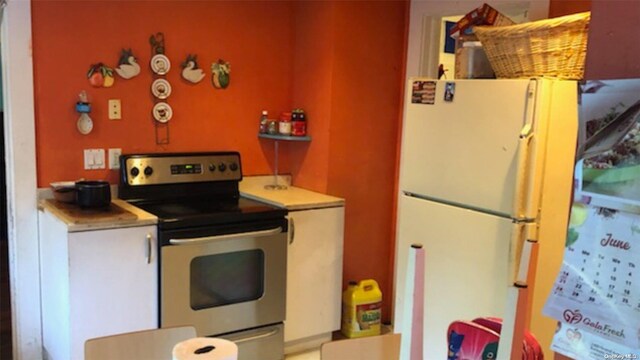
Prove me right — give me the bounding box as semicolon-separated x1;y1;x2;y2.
32;0;294;187
547;0;640;80
288;1;335;192
549;0;591;17
33;0;409;324
291;1;408;322
550;1;639;359
584;0;640;79
329;0;407;324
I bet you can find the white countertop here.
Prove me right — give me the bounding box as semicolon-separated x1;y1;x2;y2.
240;175;345;210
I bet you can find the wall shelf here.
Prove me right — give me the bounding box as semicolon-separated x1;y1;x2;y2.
258;133;311;190
258;133;312;142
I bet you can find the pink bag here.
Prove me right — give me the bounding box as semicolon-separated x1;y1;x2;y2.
447;317;543;360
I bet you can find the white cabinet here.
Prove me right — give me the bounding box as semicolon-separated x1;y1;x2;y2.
239;177;346;353
39;210;158;360
285;206;344;352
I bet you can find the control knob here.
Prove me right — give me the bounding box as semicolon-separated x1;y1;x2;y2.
144;166;153;176
218;163;227;172
130;167;140;178
229;162;239;171
209;164;216;172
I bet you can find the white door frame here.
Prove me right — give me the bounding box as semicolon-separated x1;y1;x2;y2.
405;0;550;78
418;15;442;79
2;1;41;359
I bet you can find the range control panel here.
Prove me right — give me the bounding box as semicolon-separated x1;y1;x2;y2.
122;152;242;186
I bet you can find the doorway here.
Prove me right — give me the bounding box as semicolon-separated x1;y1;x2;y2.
417;3;536;79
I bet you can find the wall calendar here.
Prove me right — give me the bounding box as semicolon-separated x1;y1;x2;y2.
544;203;640;357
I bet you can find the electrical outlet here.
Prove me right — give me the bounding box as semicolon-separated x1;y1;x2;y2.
108;148;122;169
108;99;121;120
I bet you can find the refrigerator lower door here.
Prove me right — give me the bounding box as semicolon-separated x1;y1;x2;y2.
393;194;514;359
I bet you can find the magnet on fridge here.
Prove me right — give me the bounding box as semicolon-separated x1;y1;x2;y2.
444;82;455;102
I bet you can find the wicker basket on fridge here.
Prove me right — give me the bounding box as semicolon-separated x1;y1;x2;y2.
473;11;590;80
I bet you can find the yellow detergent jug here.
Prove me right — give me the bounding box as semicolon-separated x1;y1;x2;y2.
341;279;382;338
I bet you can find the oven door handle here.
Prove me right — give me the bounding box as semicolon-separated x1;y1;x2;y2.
146;233;152;264
289;216;295;245
226;327;280;344
168;227;283;245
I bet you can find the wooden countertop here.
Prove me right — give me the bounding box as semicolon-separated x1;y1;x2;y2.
39;199;157;232
240;176;345;210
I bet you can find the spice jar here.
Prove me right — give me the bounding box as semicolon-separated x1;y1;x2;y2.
259;110;268;134
278;112;292;136
291;109;307;136
267;119;278;135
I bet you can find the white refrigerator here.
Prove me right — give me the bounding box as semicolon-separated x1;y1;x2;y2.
393;78;578;359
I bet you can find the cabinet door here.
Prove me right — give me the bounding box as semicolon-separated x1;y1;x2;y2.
68;225;158;359
285;207;344;343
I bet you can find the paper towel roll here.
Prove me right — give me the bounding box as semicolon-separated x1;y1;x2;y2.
172;337;238;360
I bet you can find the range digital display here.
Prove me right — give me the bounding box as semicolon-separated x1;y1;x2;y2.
170;163;202;175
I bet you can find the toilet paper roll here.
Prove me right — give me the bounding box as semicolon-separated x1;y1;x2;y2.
172;337;238;360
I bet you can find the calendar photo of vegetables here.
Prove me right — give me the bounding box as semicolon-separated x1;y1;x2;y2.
580;80;640;203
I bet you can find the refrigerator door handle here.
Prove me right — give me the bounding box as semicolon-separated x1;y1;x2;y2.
508;222;524;283
512;80;539;221
509;220;538;286
513;125;534;219
499;224;539;360
519;123;533;138
508;221;537;283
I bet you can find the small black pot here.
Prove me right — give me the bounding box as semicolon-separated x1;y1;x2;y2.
75;181;111;208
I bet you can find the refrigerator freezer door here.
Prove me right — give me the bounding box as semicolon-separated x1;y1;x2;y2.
399;79;534;217
393;194;514;359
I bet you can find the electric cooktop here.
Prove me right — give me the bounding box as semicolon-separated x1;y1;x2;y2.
118;152;287;230
133;197;286;229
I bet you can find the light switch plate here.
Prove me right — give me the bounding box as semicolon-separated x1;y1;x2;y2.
83;149;94;169
108;148;122;169
84;149;105;170
93;149;105;169
108;99;121;120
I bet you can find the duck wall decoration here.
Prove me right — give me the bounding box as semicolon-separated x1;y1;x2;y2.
181;54;205;84
211;59;230;89
115;48;141;79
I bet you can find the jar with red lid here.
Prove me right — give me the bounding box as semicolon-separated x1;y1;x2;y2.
278;112;292;136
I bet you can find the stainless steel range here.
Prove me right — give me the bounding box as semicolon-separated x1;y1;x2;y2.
119;152;288;360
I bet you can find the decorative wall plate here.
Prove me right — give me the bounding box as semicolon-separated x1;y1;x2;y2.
152;102;173;123
151;79;172;99
151;54;171;75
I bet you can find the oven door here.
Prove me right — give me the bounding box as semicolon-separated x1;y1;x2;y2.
160;220;287;336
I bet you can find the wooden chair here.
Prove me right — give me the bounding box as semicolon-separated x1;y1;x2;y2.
320;333;401;360
85;326;197;360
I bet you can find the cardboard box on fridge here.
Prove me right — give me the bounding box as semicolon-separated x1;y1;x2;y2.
449;3;515;38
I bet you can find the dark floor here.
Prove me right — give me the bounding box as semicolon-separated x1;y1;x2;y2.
0;237;11;359
1;112;12;359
